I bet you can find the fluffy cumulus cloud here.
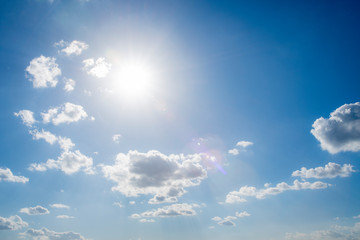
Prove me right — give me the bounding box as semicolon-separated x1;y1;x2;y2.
83;57;111;78
21;227;87;240
311;102;360;154
212;216;237;227
29;129;75;151
212;211;250;227
64;78;76;92
101;150;207;202
14;110;36;127
55;40;88;56
19;206;50;215
226;179;329;201
29;150;94;175
41;102;88;125
0;215;28;231
50;203;70;209
285;222;360;240
0;168;28;183
131;203;200;218
228;140;253;155
26;56;61;88
292;162;355;179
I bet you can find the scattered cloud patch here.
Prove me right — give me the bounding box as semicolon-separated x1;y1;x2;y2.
14;110;36;127
212;216;237;227
0;168;28;183
139;219;155;223
29;129;75;151
292;162;355;179
285;222;360;240
224;194;247;204
19;206;49;215
236;141;253;148
354;215;360;219
131;203;199;218
55;40;88;56
64;78;75;92
56;215;74;219
26;56;61;88
21;227;87;240
41;102;88;125
112;134;122;144
228;148;239;156
29;150;94;175
236;211;250;218
0;215;28;231
50;203;70;209
113;202;124;208
226;179;329;201
101;150;207;201
311;102;360;154
83;57;111;78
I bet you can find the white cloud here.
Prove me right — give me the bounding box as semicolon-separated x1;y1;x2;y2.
56;215;74;219
26;55;61;88
29;129;57;144
112;134;122;144
41;102;88;125
354;215;360;219
14;110;36;127
50;203;70;209
236;141;254;148
0;215;28;230
55;40;88;56
139;219;155;223
19;206;50;215
235;211;250;218
226;179;329;201
148;195;178;205
0;168;29;183
113;202;124;208
311;102;360;154
211;211;250;227
129;201;136;205
101;150;207;201
21;227;87;240
285;222;360;240
29;150;94;175
224;194;247;204
212;216;237;227
131;203;199;218
83;57;111;78
64;78;75;92
292;162;355;179
228;148;239;156
29;129;75;151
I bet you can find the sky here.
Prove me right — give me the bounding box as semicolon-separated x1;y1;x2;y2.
1;0;360;239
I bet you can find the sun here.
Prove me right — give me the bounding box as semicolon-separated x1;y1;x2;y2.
115;61;155;99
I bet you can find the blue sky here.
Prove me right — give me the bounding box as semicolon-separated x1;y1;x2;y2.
1;0;360;239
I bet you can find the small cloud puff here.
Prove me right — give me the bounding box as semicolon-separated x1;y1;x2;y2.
20;227;87;240
14;110;36;127
55;40;88;56
83;57;111;78
41;102;88;125
19;206;50;215
26;56;61;88
0;168;29;183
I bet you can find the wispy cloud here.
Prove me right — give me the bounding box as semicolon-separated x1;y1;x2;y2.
19;206;50;215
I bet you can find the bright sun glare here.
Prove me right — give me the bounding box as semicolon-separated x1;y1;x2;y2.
115;62;154;100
